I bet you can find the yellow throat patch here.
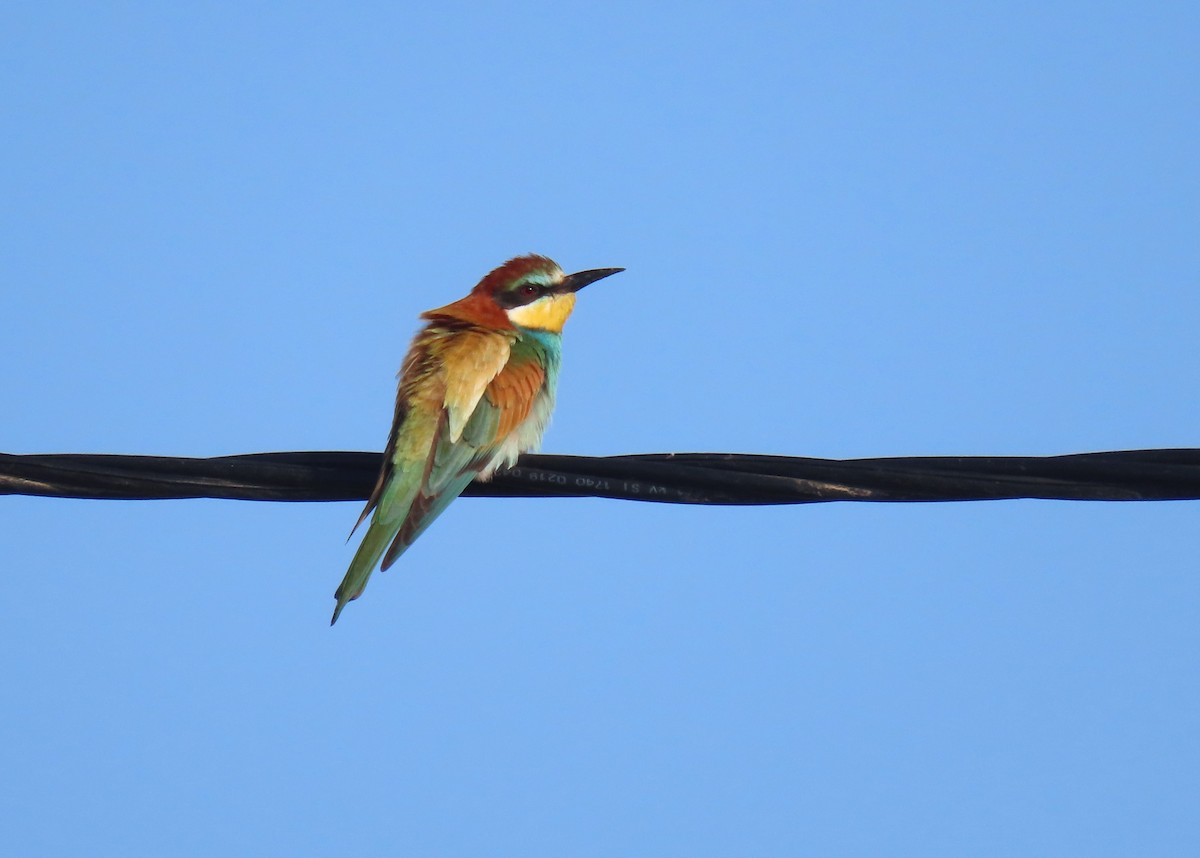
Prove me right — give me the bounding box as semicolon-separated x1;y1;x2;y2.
505;292;577;333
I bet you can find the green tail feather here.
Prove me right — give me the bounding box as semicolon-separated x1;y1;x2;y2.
331;452;426;624
331;357;538;624
330;470;480;625
331;518;399;625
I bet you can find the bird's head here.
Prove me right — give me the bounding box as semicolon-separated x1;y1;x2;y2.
422;254;623;332
478;254;624;333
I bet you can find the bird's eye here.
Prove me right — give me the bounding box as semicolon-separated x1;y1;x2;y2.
499;282;545;309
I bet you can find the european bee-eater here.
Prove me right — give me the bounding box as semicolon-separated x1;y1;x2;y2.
331;254;623;624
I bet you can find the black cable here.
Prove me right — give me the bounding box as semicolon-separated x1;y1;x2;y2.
3;448;1199;505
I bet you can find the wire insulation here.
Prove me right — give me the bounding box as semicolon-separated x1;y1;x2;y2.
3;449;1199;505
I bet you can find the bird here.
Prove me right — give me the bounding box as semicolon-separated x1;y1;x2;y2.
331;254;623;624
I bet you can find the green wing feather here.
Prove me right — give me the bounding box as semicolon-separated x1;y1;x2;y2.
330;363;513;625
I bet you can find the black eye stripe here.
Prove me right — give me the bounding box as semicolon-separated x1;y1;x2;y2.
498;282;547;309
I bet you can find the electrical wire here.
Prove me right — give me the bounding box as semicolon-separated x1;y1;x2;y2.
3;448;1199;505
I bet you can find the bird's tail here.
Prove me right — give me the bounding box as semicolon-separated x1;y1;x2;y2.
331;518;397;625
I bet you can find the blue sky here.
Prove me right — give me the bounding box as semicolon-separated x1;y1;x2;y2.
3;2;1199;855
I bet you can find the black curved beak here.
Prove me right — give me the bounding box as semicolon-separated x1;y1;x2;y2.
558;267;624;293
